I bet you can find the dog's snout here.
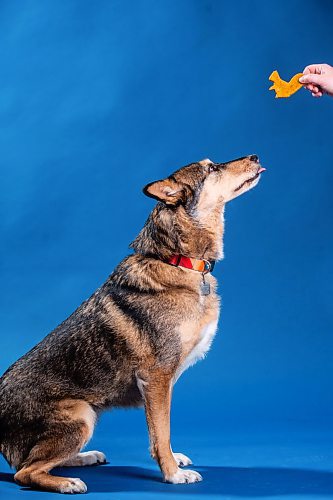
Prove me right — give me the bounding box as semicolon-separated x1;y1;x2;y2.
249;154;259;163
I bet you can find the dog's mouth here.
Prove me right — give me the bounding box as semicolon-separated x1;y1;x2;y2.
234;166;266;192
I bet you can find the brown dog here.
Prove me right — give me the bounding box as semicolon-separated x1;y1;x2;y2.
0;155;264;493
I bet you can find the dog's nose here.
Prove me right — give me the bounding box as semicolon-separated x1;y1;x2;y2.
249;154;259;162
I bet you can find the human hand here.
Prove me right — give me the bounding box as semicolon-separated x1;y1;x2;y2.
299;63;333;98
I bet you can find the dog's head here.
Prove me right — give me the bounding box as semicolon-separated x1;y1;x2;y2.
135;155;265;260
143;155;265;214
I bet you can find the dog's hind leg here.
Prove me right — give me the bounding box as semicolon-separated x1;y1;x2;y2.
14;399;96;494
140;370;202;484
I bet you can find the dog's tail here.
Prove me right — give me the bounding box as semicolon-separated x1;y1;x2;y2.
0;397;21;469
0;428;10;467
0;420;11;467
0;428;24;470
0;409;36;470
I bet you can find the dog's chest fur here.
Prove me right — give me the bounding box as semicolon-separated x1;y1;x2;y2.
174;294;219;382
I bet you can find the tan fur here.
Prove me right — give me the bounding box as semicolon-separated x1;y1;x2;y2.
138;370;178;478
178;298;219;363
56;399;96;442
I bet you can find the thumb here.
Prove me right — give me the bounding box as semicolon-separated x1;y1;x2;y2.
299;73;323;85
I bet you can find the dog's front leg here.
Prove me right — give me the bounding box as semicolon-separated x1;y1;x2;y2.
140;372;202;484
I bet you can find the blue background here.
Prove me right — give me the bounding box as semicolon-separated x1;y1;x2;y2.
1;1;333;498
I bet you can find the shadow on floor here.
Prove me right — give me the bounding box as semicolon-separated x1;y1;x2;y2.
2;465;333;496
0;472;14;484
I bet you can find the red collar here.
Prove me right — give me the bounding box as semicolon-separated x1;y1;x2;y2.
166;254;215;274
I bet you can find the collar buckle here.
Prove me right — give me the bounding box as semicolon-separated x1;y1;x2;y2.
202;259;212;274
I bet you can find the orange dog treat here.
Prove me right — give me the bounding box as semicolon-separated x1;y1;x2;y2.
269;70;303;98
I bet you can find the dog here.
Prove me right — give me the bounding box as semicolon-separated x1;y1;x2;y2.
0;155;265;493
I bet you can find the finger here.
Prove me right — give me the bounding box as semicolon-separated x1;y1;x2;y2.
299;73;323;85
312;92;322;97
302;64;324;75
304;83;315;92
311;85;321;93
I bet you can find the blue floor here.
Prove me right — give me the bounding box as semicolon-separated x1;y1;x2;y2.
1;414;333;499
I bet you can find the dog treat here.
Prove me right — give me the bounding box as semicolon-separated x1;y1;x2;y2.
269;70;303;98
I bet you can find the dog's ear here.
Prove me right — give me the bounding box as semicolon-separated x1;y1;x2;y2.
143;178;185;205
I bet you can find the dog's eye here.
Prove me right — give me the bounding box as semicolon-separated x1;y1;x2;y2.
207;164;219;173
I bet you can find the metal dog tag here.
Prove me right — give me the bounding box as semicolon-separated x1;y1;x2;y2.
200;281;211;296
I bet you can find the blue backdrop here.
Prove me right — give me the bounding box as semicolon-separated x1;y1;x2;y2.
1;1;333;498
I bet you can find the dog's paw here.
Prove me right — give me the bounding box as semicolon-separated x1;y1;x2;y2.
165;468;202;484
62;450;107;467
77;450;107;466
173;452;193;467
59;477;87;494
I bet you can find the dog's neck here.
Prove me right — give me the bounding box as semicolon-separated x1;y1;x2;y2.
130;202;225;262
